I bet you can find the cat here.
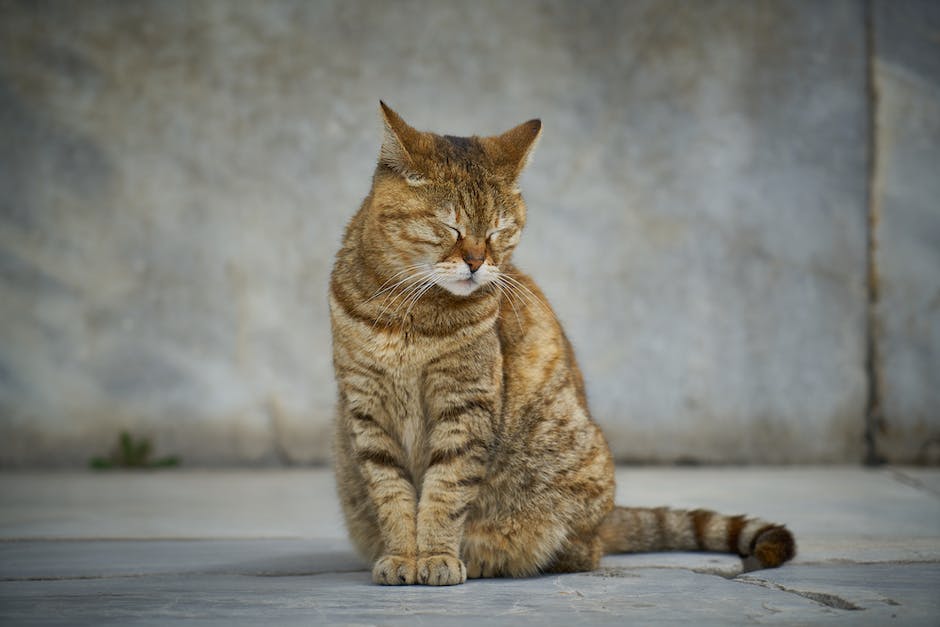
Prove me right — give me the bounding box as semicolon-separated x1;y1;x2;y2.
329;102;796;586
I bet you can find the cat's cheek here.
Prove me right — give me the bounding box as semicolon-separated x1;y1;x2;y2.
471;266;496;287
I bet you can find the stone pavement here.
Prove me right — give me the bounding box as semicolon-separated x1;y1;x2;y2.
0;467;938;625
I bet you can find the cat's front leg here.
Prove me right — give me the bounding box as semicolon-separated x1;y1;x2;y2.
416;345;500;585
342;401;420;585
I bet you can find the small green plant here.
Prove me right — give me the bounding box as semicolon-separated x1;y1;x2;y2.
89;431;180;469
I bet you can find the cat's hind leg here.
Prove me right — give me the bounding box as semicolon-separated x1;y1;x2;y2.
544;534;603;574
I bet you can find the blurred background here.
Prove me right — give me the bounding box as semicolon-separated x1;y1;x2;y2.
0;0;937;467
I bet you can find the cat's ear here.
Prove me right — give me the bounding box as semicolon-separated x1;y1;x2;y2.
378;101;426;186
489;119;542;180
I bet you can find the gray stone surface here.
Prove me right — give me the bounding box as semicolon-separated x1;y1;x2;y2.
6;566;935;626
737;563;940;619
871;0;940;464
0;0;879;465
6;467;940;559
0;468;938;625
896;467;940;497
0;469;345;539
0;539;366;580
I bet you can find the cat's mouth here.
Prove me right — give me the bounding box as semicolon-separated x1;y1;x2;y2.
441;276;482;297
433;261;495;297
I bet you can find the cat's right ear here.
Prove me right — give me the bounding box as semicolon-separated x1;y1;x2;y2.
488;118;542;183
378;102;427;186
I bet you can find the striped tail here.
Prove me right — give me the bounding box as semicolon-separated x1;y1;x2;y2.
598;506;796;569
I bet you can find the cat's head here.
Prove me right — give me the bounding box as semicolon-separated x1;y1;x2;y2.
365;102;541;297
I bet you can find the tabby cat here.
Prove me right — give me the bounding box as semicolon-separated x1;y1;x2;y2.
330;103;795;586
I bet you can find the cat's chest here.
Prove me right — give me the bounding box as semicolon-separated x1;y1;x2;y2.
367;329;438;368
382;372;426;469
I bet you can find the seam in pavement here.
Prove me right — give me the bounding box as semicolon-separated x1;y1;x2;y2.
1;568;370;583
1;573;155;583
889;469;940;499
0;536;313;542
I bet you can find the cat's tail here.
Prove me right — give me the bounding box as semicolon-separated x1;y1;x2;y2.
598;506;796;569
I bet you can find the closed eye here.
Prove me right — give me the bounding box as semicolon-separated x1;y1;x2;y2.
444;223;464;240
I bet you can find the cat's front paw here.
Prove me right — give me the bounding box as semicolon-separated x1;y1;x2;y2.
417;554;467;586
372;555;417;585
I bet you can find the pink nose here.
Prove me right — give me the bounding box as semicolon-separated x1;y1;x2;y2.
463;252;484;273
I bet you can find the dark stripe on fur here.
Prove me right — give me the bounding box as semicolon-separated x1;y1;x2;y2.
449;504;471;521
331;281;388;328
356;447;403;471
727;515;748;555
400;234;440;246
438;399;493;422
690;509;711;550
749;524;778;554
752;526;797;567
414;304;500;337
653;507;668;550
351;412;376;425
348;355;386;378
428;438;487;467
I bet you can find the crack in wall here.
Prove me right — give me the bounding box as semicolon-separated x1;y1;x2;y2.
863;0;886;466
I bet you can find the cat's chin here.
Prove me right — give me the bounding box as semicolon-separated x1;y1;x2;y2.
439;278;483;297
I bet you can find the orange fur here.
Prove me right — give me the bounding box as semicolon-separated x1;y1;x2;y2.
330;104;795;585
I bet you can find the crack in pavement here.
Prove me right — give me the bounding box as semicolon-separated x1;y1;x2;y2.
890;469;940;500
735;576;863;610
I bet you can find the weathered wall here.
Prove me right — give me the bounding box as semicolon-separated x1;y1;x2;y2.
871;0;940;464
0;0;933;466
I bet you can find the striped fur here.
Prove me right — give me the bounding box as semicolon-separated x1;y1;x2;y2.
331;104;796;586
598;507;795;568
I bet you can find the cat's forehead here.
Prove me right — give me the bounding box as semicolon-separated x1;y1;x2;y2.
437;134;482;160
430;176;503;213
422;134;500;181
406;132;521;216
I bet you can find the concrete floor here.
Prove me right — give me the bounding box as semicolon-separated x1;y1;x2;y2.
1;467;938;625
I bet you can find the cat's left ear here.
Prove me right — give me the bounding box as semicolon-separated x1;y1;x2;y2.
488;119;542;180
378;101;427;185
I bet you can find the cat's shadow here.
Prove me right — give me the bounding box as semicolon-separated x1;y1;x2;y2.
227;549;752;582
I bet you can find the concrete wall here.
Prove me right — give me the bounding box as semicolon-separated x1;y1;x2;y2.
871;0;940;464
0;0;935;466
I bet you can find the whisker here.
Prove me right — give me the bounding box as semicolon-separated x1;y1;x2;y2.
401;273;440;322
492;281;523;330
364;264;427;303
396;276;437;319
383;269;437;319
493;275;537;312
371;269;436;329
497;276;532;317
370;272;429;311
499;273;552;316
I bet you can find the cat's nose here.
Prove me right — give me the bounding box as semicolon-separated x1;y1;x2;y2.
463;252;484;273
